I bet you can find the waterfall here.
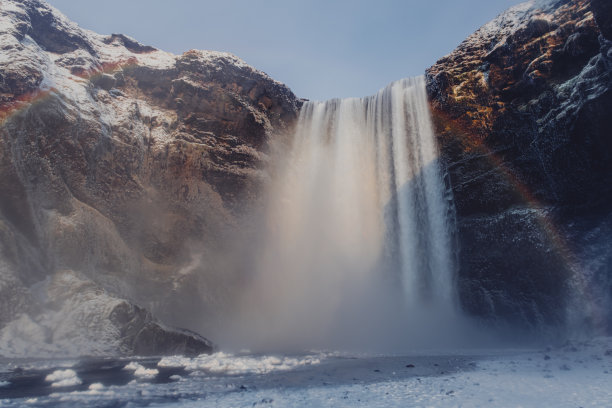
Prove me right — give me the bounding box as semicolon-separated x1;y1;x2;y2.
231;76;457;350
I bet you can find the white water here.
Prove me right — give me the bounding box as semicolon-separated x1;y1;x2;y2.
228;76;458;350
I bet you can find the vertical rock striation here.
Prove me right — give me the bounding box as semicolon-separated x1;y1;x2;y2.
427;0;612;331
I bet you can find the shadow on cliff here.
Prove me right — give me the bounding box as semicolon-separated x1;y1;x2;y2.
388;158;581;343
209;154;568;352
424;0;612;337
428;95;612;338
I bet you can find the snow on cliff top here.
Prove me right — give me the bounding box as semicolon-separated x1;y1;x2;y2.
451;0;563;54
0;0;279;85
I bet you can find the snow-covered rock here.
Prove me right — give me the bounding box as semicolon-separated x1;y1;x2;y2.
123;362;159;379
0;270;214;357
45;369;82;387
0;0;300;357
158;351;324;375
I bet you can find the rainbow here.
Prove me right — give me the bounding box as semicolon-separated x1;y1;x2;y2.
0;59;599;327
0;57;139;126
430;106;599;327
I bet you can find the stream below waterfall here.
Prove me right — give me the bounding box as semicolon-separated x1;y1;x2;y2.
2;338;612;407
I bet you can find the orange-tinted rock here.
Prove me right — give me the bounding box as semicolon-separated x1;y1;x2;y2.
0;0;300;355
427;0;612;329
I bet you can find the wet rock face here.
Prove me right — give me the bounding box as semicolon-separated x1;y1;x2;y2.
109;302;214;356
427;0;612;329
591;0;612;40
427;0;610;209
0;0;300;356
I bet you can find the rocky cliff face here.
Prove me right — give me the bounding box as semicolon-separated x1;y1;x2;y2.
2;0;610;355
0;0;300;356
427;0;612;331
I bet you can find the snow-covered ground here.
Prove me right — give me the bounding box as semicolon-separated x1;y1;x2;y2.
0;337;611;407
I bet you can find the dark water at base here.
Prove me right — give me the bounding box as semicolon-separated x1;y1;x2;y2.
0;353;473;407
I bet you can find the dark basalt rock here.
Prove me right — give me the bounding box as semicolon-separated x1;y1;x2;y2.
110;302;214;356
26;0;95;55
591;0;612;40
103;34;156;54
457;210;569;327
427;0;612;330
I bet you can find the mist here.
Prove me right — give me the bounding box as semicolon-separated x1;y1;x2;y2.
196;77;481;353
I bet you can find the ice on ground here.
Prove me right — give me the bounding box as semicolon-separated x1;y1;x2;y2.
150;338;612;408
88;383;104;391
44;369;82;387
13;360;77;371
1;338;611;407
0;271;125;358
123;362;159;379
158;351;323;375
50;385;117;399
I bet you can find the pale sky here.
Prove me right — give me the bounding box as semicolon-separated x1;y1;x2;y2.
46;0;519;101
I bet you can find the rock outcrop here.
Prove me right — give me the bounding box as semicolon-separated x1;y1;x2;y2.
427;0;612;331
2;0;610;354
0;0;300;356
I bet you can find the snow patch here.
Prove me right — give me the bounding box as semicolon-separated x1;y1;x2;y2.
0;271;125;358
158;352;324;375
123;362;159;379
155;338;612;407
44;369;82;387
456;0;560;58
88;382;104;391
1;339;612;407
49;384;116;399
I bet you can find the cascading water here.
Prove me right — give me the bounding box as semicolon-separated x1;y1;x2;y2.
229;76;459;350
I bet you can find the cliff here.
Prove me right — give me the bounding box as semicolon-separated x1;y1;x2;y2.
0;0;300;356
427;0;612;331
2;0;611;355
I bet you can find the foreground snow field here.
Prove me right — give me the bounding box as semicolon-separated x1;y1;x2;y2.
0;337;611;407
